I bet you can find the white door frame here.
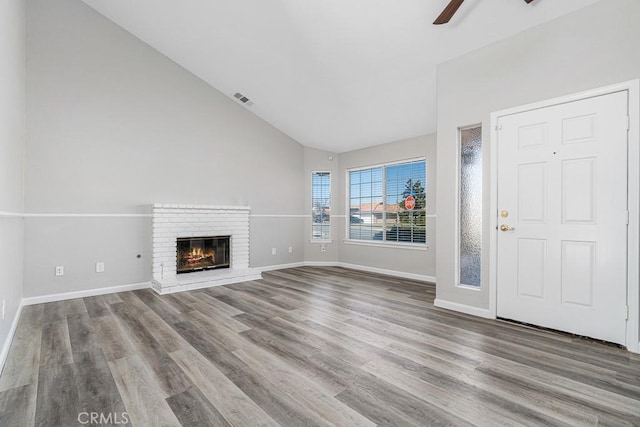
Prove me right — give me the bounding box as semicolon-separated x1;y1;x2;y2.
489;80;640;353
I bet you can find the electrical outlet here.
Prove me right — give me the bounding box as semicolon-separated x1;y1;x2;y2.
271;248;277;255
96;261;105;273
55;266;64;276
288;246;293;254
321;244;327;252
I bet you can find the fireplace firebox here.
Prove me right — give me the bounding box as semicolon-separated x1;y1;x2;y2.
177;236;230;274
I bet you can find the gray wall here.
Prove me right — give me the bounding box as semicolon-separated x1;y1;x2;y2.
303;135;437;278
0;0;25;359
436;0;640;311
24;0;305;297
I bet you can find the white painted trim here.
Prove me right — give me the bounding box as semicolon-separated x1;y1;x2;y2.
6;212;315;219
262;261;436;283
15;262;434;306
346;156;427;173
493;82;636;118
0;211;23;218
23;213;152;218
302;261;341;268
454;124;482;292
0;259;434;374
489;115;500;319
489;79;640;353
344;169;350;237
343;240;428;251
153;203;251;211
434;298;492;319
22;282;151;306
344;158;428;244
250;214;309;218
1;212;151;218
258;262;306;272
311;170;333;241
338;262;435;283
626;79;640;353
5;205;304;219
0;302;24;377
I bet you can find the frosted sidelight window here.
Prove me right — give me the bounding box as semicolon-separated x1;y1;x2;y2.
312;172;331;240
460;126;482;287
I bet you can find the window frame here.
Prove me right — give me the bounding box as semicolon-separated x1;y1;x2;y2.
311;170;332;243
345;157;427;248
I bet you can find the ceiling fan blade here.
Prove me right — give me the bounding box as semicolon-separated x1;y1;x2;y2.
433;0;465;25
524;0;535;3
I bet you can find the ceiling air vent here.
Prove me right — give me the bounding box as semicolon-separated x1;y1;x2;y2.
233;92;254;107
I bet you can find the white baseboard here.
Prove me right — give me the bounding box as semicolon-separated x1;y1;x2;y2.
18;262;433;308
17;261;433;307
257;262;306;272
0;302;24;377
434;298;493;319
16;259;434;310
22;282;151;306
301;261;340;268
338;262;436;283
261;261;436;283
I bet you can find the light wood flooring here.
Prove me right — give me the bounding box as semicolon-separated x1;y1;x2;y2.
1;266;639;426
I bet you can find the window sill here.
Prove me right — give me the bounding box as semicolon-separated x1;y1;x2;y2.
310;239;333;244
343;239;428;251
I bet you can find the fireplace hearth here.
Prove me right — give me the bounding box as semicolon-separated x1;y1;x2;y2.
152;204;262;294
177;236;230;274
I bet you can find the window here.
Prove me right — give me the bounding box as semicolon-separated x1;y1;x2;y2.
459;126;482;287
348;159;426;245
311;171;331;240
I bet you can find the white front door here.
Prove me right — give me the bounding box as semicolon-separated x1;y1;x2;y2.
496;91;629;345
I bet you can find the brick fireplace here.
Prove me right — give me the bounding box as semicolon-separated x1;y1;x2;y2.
151;204;262;294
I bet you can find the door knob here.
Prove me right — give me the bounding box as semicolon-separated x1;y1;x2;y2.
500;224;515;232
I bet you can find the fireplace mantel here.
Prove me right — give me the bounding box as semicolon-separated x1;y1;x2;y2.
151;204;262;294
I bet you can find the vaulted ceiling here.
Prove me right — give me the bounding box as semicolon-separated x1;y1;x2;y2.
81;0;600;153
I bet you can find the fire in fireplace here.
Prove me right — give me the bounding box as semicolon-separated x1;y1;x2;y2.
177;236;230;274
